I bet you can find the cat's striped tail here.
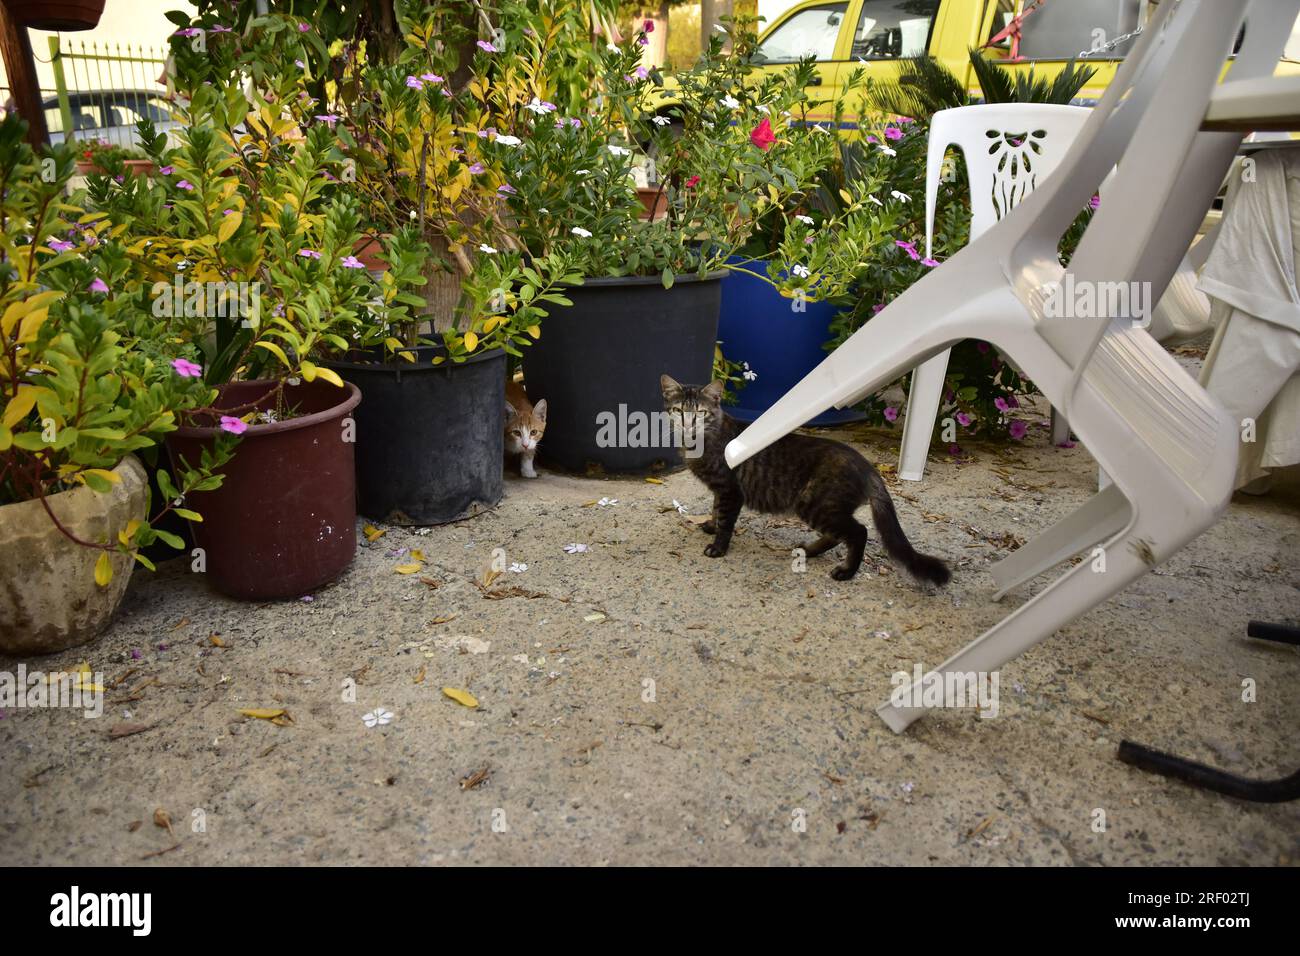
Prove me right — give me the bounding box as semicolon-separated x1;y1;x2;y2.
865;471;951;587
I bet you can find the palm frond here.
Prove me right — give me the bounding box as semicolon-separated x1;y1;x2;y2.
862;55;969;122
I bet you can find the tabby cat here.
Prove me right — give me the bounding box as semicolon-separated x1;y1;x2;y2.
505;379;547;478
661;375;949;585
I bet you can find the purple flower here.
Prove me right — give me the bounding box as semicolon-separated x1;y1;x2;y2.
921;257;940;268
210;24;231;33
994;397;1010;412
159;165;174;175
634;66;649;79
220;415;248;435
48;238;76;253
294;59;305;69
173;27;202;38
956;412;972;427
468;162;484;174
1007;395;1020;408
405;75;424;89
1089;194;1101;210
883;406;899;423
340;256;365;269
477;40;498;53
440;88;453;98
948;444;963;457
130;648;143;660
298;22;310;32
872;303;886;314
638;36;649;46
298;248;322;259
1008;420;1028;440
175;179;194;190
895;239;920;261
884;125;903;141
315;113;340;126
421;73;443;83
1056;439;1077;449
172;357;202;378
476;127;497;138
88;277;109;294
497;183;516;194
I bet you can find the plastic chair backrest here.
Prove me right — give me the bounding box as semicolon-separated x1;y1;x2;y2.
924;103;1093;259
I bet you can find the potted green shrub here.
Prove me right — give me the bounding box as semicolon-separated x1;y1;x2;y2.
90;73;397;600
0;116;222;653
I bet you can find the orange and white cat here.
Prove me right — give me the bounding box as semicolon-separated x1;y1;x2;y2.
505;379;547;478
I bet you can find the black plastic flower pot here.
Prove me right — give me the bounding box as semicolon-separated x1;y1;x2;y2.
323;345;505;525
520;272;723;474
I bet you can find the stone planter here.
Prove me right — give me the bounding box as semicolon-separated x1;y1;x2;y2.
0;455;147;656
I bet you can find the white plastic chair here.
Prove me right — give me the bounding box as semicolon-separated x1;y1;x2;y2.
724;0;1299;733
897;104;1095;482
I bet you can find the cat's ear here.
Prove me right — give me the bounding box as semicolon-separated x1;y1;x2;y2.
533;399;547;422
701;380;725;404
660;374;682;402
504;401;517;420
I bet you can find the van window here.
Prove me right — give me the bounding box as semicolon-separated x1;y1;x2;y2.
1016;0;1144;60
852;0;940;59
756;3;847;63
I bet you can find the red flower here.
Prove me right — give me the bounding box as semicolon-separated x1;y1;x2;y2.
749;117;776;151
643;19;655;33
684;174;701;189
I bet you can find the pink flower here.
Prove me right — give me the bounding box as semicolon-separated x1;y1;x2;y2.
467;162;484;174
497;183;516;195
159;165;173;175
684;175;701;189
88;277;109;293
477;40;498;53
298;22;310;32
173;27;202;38
172;357;202;378
340;256;365;269
884;125;903;141
405;75;424;89
210;25;231;33
1089;194;1101;210
315;113;340;126
219;415;248;435
895;240;919;261
421;73;444;83
956;412;973;427
994;397;1010;412
872;303;886;314
634;66;649;79
749;117;776;151
883;406;899;423
1009;420;1028;440
1056;439;1077;449
175;179;194;190
298;248;322;259
921;257;940;268
48;238;76;252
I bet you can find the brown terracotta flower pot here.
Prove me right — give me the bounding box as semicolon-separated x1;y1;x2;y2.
165;379;361;600
0;455;147;656
75;159;157;177
636;186;668;221
353;234;392;271
7;0;105;31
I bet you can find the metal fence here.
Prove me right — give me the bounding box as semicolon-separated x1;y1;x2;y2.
0;37;169;147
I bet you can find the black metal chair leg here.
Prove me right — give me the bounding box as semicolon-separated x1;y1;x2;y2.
1117;620;1299;803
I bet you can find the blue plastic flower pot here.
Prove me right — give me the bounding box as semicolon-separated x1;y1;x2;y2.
717;257;866;426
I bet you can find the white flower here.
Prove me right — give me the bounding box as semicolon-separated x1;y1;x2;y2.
791;264;811;278
409;209;418;221
607;144;631;156
508;562;528;573
867;194;883;206
494;134;522;147
795;214;814;225
743;368;758;381
652;115;672;126
597;497;618;507
756;104;770;114
563;543;590;554
877;145;897;157
719;94;741;110
714;23;728;33
810;124;829;135
890;190;911;202
524;97;555;115
571;227;593;238
479;243;498;254
575;168;591;175
362;708;393;728
672;499;688;515
607;43;619;52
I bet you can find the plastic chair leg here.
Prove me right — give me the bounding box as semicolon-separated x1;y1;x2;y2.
898;349;952;482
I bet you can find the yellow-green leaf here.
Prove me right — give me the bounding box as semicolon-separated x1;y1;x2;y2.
442;687;478;708
94;552;113;587
314;365;344;388
2;386;38;429
216;210;242;243
394;563;422;574
462;331;479;352
253;340;291;367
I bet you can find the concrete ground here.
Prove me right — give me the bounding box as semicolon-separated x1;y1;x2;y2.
2;412;1298;866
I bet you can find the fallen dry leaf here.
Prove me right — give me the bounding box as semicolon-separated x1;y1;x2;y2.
394;563;422;574
414;665;427;685
209;634;225;647
108;722;157;740
459;766;491;790
363;524;386;542
644;477;664;484
442;687;479;708
127;820;142;833
153;807;173;836
238;708;294;727
583;612;607;624
419;577;442;589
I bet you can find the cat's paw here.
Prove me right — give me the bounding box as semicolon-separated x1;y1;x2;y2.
830;565;858;581
704;542;728;558
699;520;716;534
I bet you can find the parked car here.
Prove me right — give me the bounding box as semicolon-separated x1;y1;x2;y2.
43;88;178;148
653;0;1300;123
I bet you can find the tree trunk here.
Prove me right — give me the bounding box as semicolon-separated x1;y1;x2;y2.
701;0;735;53
425;236;467;334
0;4;49;147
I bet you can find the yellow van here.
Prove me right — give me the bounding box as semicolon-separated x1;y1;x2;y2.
656;0;1299;124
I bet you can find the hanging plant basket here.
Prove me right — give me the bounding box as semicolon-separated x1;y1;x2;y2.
5;0;106;31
